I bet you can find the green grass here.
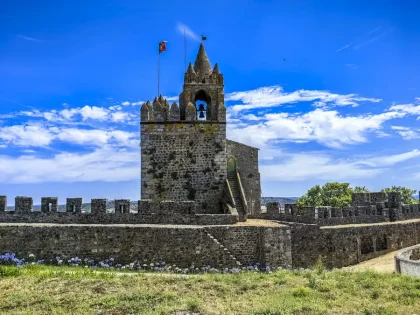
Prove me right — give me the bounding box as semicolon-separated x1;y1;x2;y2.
0;265;420;314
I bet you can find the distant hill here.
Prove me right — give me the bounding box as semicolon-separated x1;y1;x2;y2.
261;197;298;206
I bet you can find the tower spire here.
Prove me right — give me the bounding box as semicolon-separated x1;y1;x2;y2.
193;43;212;75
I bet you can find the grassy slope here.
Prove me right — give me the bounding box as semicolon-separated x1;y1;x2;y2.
0;265;420;315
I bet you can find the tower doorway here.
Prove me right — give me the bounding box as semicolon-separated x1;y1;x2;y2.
227;157;237;177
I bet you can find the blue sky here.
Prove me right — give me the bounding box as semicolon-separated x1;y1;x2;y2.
1;0;420;204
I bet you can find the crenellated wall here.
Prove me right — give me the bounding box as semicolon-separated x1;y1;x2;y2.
0;196;238;225
255;192;420;225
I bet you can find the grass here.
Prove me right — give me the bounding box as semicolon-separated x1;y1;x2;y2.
0;264;420;314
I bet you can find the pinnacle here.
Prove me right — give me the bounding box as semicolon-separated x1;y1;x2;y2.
194;43;212;75
213;63;220;74
187;62;196;74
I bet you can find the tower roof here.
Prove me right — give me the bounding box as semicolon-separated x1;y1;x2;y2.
193;43;212;75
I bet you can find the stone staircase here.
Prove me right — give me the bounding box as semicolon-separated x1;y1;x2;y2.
227;173;246;220
203;229;242;267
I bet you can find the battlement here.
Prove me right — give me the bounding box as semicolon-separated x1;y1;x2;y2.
141;95;226;123
252;191;420;226
0;196;237;225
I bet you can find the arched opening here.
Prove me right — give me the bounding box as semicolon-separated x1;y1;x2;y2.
194;90;211;121
227;156;237;177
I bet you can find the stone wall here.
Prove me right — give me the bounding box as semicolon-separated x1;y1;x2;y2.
0;212;238;225
0;223;291;269
226;140;261;215
141;122;227;214
290;219;420;269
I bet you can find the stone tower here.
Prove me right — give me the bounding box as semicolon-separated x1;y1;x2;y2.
140;43;227;214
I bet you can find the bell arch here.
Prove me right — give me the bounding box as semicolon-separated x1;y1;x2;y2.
194;90;211;120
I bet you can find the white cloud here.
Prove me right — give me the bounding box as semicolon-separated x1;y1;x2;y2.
0;124;138;148
0;147;139;183
358;150;420;167
391;126;420;140
111;112;129;122
226;86;381;112
260;153;384;181
79;106;109;121
176;23;200;41
0;125;54;146
260;149;420;182
228;109;404;149
389;103;420;119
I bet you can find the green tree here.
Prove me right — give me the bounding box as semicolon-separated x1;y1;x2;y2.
353;186;370;193
380;186;418;205
297;182;354;208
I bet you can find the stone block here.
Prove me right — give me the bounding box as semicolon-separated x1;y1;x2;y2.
15;196;33;213
91;199;107;215
0;196;6;211
115;199;130;214
66;198;82;213
41;197;58;213
138;199;152;214
331;207;343;218
266;202;280;215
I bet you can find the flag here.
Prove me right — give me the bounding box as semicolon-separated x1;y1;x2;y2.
201;34;207;41
159;41;167;54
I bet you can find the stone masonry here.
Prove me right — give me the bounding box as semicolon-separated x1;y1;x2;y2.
15;196;33;213
115;199;130;214
0;196;6;211
66;198;82;213
91;199;107;215
41;197;58;213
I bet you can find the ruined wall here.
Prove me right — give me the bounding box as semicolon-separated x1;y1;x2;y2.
290;220;420;269
226;140;261;215
0;223;290;269
141;122;227;214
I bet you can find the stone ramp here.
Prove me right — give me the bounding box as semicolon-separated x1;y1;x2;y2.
203;229;242;268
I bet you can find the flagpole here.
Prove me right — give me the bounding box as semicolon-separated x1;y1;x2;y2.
184;28;186;72
158;48;160;96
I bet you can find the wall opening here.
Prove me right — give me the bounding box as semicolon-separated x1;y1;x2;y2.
361;236;374;255
48;203;51;212
194;90;211;120
376;235;388;252
227;157;237;177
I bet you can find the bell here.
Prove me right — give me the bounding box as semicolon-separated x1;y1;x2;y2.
198;104;205;111
199;110;205;118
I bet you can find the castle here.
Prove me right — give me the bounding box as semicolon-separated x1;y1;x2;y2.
0;43;420;270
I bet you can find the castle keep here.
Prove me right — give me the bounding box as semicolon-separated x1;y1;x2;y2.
140;43;261;217
0;43;419;271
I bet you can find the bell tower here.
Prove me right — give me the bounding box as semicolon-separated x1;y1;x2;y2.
179;43;225;121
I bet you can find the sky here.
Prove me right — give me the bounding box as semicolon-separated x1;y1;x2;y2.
1;0;420;204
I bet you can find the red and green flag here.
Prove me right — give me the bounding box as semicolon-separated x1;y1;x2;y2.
159;41;167;54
